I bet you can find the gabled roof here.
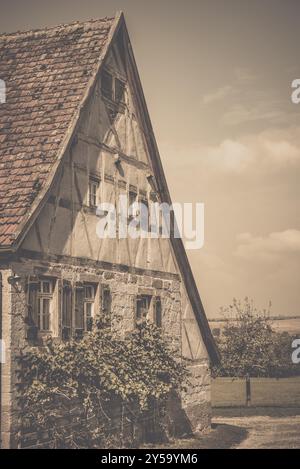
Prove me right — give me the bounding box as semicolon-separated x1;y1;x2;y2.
0;13;219;363
0;16;116;246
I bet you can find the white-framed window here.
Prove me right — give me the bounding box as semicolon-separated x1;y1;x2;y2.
28;279;54;333
89;178;99;207
84;284;95;332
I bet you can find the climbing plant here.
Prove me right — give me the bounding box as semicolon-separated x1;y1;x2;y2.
18;320;188;448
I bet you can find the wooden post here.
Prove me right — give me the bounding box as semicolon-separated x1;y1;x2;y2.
246;373;251;407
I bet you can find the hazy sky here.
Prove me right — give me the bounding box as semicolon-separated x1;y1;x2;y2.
1;0;300;317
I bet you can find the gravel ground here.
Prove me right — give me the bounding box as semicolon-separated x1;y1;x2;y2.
213;414;300;449
146;409;300;449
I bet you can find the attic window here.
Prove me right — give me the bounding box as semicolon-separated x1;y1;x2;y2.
101;70;126;104
115;78;125;103
89;178;99;208
101;70;113;100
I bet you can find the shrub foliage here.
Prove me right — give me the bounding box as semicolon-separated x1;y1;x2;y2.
18;321;188;448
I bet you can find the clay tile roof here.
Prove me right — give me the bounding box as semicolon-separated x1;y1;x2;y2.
0;16;115;247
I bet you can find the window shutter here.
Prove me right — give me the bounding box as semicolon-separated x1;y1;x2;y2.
28;283;39;326
62;282;72;340
154;297;162;328
75;287;84;337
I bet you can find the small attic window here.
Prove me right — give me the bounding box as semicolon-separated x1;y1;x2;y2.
115;78;125;104
101;69;126;105
101;70;113;100
89;178;99;208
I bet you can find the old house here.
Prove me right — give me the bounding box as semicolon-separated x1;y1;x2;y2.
0;12;219;448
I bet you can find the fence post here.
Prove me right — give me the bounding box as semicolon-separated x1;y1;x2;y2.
246;373;251;407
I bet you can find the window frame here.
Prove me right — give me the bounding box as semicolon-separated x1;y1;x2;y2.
101;69;126;105
28;278;54;334
88;178;99;208
84;284;95;332
135;294;152;325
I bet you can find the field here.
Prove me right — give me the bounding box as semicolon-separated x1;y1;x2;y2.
212;376;300;408
209;317;300;335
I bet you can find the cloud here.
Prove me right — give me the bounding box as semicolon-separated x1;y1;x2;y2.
194;127;300;173
204;139;253;172
203;85;234;104
235;229;300;261
262;140;300;165
222;104;287;126
234;67;257;83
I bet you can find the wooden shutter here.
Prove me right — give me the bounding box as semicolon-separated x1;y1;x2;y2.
75;287;84;338
154;297;162;328
62;282;72;340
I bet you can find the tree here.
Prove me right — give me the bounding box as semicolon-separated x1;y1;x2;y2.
212;298;299;378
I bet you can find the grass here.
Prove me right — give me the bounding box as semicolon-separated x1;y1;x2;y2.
212;376;300;408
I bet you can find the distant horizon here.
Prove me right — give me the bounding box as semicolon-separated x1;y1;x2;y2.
209;315;300;322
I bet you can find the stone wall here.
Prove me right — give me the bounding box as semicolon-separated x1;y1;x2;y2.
1;256;211;447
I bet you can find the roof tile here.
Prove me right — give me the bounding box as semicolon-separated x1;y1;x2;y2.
0;17;114;247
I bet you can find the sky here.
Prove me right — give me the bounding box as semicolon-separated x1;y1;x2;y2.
1;0;300;318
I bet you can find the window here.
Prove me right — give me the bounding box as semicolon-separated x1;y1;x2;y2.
136;295;151;324
28;279;54;333
128;191;137;222
89;179;98;207
101;70;113;100
84;284;95;332
101;69;126;104
115;77;125;103
154;297;162;328
140;198;149;233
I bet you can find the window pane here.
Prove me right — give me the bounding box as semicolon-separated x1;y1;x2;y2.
43;281;51;293
136;295;151;322
42;298;50;330
85;285;94;299
101;70;113;100
89;181;98;207
115;78;125;103
85;303;93;331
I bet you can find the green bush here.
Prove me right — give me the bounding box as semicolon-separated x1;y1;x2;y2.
18;320;188;448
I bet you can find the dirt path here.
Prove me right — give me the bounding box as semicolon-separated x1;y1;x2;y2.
213;415;300;449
